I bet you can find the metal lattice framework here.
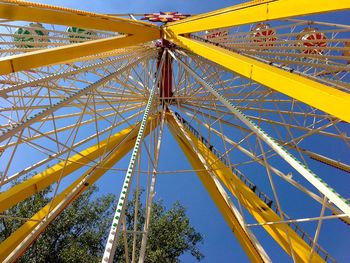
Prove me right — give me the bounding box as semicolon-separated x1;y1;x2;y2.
0;0;349;262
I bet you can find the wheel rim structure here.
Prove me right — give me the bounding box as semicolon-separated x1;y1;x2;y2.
0;0;349;262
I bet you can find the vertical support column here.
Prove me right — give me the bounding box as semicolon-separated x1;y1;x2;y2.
156;40;173;103
166;110;271;263
138;108;166;262
102;51;166;263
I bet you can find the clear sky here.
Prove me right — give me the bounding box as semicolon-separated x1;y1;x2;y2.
35;0;235;15
28;0;350;262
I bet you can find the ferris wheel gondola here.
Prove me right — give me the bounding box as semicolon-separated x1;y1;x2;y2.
296;27;327;55
251;23;277;47
13;22;48;48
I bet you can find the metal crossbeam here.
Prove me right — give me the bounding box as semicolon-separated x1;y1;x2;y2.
102;51;165;263
0;0;159;35
166;38;350;123
0;52;139;97
164;0;350;34
167;110;271;263
0;55;148;144
138;109;166;262
0;36;155;74
0;118;158;262
171;51;350;219
167;111;332;262
0;121;148;213
182;110;350;226
1;110;143;186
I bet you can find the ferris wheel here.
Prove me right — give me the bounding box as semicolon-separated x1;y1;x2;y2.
0;0;349;262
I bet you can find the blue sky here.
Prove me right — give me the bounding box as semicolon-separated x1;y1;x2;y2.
36;0;235;15
25;0;350;262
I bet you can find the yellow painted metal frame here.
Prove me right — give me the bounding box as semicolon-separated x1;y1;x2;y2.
165;36;350;123
167;112;325;263
0;0;159;35
0;117;159;261
166;113;268;263
0;117;158;213
0;35;155;74
0;0;160;74
58;46;151;66
0;149;122;262
164;0;350;34
0;0;347;261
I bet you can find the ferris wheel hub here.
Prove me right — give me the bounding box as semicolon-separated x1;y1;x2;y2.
141;12;190;23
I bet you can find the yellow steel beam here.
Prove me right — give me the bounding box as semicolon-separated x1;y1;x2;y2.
0;159;114;262
58;46;150;66
167;113;269;263
0;116;158;213
166;112;326;263
165;36;350;123
0;34;155;75
0;119;158;262
164;0;350;34
0;0;159;35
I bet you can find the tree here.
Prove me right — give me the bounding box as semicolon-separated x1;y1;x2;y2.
0;185;203;262
114;191;204;262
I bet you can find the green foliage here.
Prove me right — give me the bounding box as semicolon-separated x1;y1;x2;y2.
0;186;203;262
115;191;204;262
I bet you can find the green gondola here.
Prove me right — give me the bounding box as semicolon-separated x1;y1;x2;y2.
66;27;95;43
13;22;48;48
